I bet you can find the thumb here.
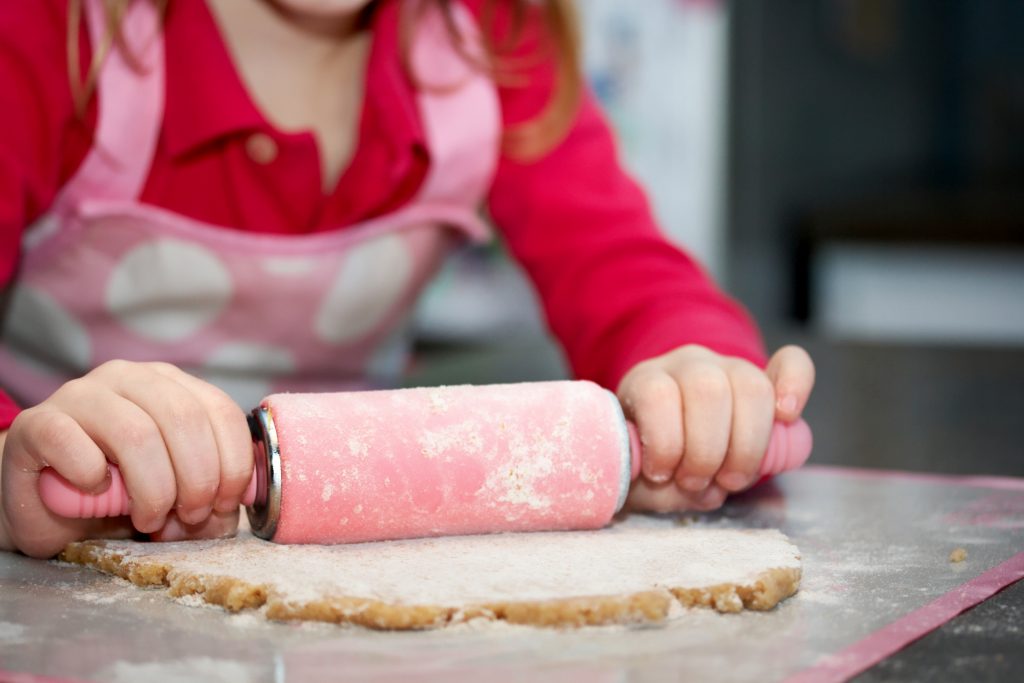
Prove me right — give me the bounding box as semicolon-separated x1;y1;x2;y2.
765;345;815;423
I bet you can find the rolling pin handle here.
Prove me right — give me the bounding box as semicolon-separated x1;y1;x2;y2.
626;418;813;481
39;464;259;519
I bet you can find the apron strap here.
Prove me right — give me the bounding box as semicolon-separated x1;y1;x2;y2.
54;0;165;211
410;2;501;239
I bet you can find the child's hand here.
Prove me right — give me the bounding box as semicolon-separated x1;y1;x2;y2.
618;344;814;513
0;361;253;558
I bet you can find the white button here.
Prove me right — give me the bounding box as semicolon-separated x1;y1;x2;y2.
246;132;278;164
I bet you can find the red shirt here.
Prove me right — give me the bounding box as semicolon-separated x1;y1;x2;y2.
0;0;764;429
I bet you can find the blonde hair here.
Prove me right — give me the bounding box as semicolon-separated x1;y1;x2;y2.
68;0;581;160
408;0;582;160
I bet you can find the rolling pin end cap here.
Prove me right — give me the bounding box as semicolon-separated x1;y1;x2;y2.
627;421;642;482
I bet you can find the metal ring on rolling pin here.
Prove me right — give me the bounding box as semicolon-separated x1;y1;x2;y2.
605;388;633;515
246;407;282;541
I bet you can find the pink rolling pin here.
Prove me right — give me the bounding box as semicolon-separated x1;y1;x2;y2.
38;381;812;544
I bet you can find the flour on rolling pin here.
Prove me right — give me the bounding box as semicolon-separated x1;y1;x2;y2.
247;382;634;543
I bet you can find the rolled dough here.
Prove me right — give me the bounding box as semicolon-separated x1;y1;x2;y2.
60;521;801;630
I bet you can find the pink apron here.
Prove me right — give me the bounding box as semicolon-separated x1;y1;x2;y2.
0;0;499;409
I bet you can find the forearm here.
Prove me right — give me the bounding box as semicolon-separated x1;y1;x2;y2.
491;92;765;388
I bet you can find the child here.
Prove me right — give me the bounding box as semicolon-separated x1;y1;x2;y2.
0;0;814;558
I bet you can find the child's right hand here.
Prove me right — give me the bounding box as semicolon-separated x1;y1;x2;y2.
0;361;253;558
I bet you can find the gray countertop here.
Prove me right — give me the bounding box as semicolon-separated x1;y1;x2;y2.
2;466;1022;682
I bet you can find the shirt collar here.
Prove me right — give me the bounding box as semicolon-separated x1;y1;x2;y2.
162;0;263;158
161;0;425;161
361;0;426;157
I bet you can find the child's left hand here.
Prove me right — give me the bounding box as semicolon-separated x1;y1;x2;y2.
618;344;815;513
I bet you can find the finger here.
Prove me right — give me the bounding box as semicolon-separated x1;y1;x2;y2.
2;415;135;557
618;368;683;484
717;361;775;492
98;365;221;525
13;408;110;492
1;410;107;558
673;364;732;491
692;482;729;511
625;479;728;513
150;365;253;513
150;509;240;543
765;345;815;422
50;380;176;534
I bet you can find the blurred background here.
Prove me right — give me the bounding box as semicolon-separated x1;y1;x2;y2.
410;0;1024;478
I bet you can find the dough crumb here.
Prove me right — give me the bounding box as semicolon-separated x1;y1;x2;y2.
949;548;968;563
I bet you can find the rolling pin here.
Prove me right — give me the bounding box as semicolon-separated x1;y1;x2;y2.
37;381;812;544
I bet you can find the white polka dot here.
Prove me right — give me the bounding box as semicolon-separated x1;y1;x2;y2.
205;342;296;374
314;234;413;345
106;239;232;342
5;285;91;369
261;257;315;277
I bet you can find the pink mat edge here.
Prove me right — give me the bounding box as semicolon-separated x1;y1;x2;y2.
0;672;91;683
798;464;1024;491
785;550;1024;683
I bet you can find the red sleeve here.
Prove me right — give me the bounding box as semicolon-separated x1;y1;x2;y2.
481;9;766;391
0;391;19;431
0;0;93;424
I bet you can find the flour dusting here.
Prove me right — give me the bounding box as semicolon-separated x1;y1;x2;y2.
100;657;258;683
72;523;800;608
0;622;26;643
